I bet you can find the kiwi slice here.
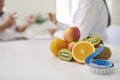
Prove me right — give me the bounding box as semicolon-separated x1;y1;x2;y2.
83;35;102;47
94;46;112;60
58;49;72;61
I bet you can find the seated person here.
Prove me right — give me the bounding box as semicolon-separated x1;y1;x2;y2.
0;0;36;41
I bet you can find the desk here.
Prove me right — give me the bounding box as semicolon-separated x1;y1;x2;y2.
0;40;120;80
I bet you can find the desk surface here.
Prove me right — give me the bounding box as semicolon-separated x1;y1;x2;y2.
0;40;120;80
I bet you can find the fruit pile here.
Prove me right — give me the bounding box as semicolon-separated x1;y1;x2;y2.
49;26;112;64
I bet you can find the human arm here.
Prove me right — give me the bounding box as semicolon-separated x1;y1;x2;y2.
16;15;36;32
0;13;16;32
48;13;70;30
48;13;70;37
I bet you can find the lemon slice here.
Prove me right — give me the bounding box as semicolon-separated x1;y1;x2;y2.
72;41;95;63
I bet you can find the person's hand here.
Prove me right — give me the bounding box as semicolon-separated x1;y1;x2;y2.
26;15;37;26
4;12;17;28
15;15;36;32
48;13;57;25
48;28;57;36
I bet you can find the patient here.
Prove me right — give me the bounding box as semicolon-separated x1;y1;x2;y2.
0;0;36;41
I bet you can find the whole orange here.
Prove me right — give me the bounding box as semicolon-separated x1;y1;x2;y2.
50;38;68;56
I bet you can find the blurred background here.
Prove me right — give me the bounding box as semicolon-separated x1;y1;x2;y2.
5;0;120;44
5;0;56;37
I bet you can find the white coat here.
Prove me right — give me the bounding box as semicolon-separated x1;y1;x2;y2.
53;0;109;43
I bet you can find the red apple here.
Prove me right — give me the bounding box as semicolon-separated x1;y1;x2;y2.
63;26;80;42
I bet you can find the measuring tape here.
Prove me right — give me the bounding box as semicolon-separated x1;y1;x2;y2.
85;45;114;74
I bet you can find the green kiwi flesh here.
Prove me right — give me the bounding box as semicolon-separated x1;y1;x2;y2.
83;35;102;47
58;49;72;61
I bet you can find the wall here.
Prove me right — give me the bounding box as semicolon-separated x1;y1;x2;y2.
5;0;56;18
111;0;120;25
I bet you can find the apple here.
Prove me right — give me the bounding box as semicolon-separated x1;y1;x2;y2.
63;26;80;43
68;42;77;51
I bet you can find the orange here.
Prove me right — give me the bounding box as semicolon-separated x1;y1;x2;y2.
72;41;95;64
50;38;68;56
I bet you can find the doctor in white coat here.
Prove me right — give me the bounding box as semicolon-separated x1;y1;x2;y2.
48;0;111;43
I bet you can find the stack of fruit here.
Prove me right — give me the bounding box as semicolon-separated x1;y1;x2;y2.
49;26;112;64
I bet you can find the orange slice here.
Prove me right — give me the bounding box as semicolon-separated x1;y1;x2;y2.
72;41;95;64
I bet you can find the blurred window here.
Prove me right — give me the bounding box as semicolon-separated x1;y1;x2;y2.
56;0;79;24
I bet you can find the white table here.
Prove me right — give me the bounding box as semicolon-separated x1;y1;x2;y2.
0;39;120;80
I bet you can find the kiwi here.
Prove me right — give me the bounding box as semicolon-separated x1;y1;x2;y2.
58;49;72;61
82;35;102;47
94;46;112;60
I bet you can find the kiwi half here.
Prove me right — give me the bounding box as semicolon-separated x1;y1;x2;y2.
82;35;102;47
94;46;112;60
58;49;72;61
